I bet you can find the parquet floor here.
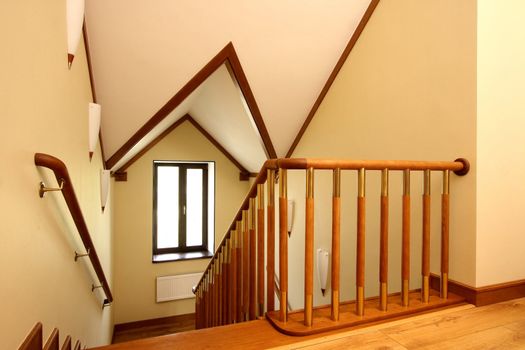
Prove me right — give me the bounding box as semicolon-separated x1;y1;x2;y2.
93;298;525;349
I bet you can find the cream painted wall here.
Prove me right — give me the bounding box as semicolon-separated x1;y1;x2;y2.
113;121;249;324
477;0;525;286
0;1;113;349
288;0;477;308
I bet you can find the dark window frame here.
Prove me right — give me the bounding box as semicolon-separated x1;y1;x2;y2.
153;161;210;257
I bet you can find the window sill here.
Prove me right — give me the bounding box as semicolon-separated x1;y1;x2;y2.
152;250;213;263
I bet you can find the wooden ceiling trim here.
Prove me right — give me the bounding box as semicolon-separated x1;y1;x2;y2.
224;49;277;159
105;42;275;170
285;0;381;158
115;114;250;179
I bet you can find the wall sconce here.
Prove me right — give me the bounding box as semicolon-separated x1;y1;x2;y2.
317;248;329;296
66;0;85;69
89;102;101;161
100;169;110;212
287;199;294;237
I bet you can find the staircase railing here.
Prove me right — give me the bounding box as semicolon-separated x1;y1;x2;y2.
34;153;113;307
193;157;469;334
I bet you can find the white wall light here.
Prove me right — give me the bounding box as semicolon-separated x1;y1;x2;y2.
88;102;101;161
317;248;329;296
66;0;85;69
100;169;110;212
287;199;294;236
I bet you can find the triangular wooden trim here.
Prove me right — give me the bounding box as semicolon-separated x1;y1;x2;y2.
18;323;42;350
285;0;381;157
106;42;276;170
115;114;250;178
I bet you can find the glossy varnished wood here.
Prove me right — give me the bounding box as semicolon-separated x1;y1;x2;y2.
106;42;276;170
18;322;42;350
274;298;525;350
266;290;464;336
43;329;59;350
34;153;113;304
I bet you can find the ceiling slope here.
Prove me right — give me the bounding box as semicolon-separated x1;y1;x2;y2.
85;0;373;158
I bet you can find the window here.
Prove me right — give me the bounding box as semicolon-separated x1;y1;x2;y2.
153;161;214;261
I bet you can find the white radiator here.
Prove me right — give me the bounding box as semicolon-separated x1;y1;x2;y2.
156;273;201;302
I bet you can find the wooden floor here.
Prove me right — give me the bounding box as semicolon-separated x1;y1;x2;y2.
112;314;195;343
91;298;525;349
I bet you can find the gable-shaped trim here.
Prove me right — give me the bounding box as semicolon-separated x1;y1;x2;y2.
105;42;276;170
285;0;380;157
114;114;251;181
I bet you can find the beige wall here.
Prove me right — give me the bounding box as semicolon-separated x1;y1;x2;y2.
0;1;113;349
477;0;525;286
113;121;249;324
288;0;477;308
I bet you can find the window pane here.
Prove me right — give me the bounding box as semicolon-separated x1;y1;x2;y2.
186;168;203;247
157;166;179;249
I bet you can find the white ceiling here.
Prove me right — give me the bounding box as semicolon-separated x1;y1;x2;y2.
85;0;372;164
109;63;268;173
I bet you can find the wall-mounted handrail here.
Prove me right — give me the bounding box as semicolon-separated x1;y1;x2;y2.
34;153;113;306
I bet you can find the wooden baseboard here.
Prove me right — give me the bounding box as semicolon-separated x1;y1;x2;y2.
430;274;525;306
114;313;195;333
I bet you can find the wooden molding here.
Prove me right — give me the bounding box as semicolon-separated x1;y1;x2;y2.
105;42;275;170
430;274;525;306
114;114;251;181
285;0;381;157
113;172;128;182
83;21;107;169
113;313;195;333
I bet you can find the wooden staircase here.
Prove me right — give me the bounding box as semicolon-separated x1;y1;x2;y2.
19;323;83;350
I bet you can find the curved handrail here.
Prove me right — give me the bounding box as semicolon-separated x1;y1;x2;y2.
34;153;113;306
195;157;469;291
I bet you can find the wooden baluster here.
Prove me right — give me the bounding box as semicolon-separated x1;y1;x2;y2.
305;167;315;326
219;251;224;325
211;266;215;327
267;170;276;312
249;198;257;320
402;169;410;307
203;275;208;328
215;259;220;326
197;288;202;329
223;242;229;324
279;168;289;322
194;287;198;329
331;168;341;321
242;210;249;321
441;170;450;299
379;169;389;311
231;229;238;323
214;262;218;327
227;237;232;324
356;168;366;316
206;270;211;327
236;221;243;322
422;170;431;303
257;184;265;316
207;273;211;328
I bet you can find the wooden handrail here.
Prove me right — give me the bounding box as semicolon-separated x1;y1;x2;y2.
34;153;113;305
194;156;470;331
195;157;469;291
